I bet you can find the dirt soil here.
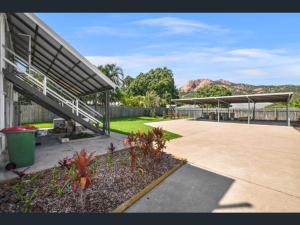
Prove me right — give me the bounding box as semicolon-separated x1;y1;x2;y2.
0;149;181;213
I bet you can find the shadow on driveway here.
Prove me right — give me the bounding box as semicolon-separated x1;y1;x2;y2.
126;164;252;212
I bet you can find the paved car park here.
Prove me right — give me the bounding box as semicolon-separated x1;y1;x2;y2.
127;120;300;212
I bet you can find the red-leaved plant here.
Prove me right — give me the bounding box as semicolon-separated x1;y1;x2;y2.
64;149;95;209
152;127;166;160
58;156;73;168
123;133;137;171
123;127;167;172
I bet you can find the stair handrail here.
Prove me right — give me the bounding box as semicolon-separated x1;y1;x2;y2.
3;45;103;118
3;47;103;125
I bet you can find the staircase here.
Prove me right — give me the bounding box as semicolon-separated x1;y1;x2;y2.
2;46;104;134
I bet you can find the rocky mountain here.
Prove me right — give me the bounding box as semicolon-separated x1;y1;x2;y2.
179;79;300;98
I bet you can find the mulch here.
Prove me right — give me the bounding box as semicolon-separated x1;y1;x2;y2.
0;148;181;213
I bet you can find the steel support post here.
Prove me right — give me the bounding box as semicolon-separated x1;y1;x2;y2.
43;76;47;95
253;102;256;121
103;90;110;135
217;100;220;122
287;95;291;126
248;99;250;124
75;98;79;116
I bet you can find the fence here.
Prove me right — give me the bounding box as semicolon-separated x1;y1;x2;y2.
176;107;300;121
17;104;167;124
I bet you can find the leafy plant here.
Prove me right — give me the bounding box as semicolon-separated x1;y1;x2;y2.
152;127;167;160
11;167;30;178
108;142;116;155
66;149;95;209
90;159;100;176
123;127;167;172
58;156;73;168
13;181;39;213
119;159;127;167
123;133;137;171
107;154;114;170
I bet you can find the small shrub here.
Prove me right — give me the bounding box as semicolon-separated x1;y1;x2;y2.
119;159;127;167
67;149;95;209
13;179;39;213
108;142;116;155
123;127;167;172
106;154;114;170
123;133;137;172
58;156;73;168
152;127;167;161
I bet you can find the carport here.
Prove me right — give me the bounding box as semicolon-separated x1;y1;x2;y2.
172;92;294;126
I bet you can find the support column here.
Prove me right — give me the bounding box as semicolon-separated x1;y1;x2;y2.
0;13;6;154
75;98;79;116
43;76;47;95
287;96;291;127
217;100;220;122
248;99;251;124
103;90;110;135
253;102;256;121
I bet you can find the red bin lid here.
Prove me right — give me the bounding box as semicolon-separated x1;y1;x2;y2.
0;126;37;133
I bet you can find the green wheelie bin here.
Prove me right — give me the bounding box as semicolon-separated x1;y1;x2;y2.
1;126;37;168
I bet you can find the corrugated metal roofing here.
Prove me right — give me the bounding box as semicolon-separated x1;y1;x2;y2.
6;13;116;96
172;92;293;105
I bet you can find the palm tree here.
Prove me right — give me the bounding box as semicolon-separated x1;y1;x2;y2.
98;64;124;86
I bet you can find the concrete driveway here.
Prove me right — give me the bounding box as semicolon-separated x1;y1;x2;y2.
138;120;300;212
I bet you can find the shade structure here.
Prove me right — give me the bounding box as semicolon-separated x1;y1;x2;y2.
5;13;116;97
172;92;293;105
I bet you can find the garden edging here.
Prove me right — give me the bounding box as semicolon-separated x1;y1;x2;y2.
112;158;187;213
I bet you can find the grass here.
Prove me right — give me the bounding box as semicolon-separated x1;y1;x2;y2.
24;116;182;141
23;121;53;129
110;116;181;140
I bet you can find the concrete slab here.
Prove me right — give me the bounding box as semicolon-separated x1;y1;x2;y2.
127;163;300;212
132;119;300;212
0;132;127;182
126;164;235;212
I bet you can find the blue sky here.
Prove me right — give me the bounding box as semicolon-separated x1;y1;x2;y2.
37;13;300;87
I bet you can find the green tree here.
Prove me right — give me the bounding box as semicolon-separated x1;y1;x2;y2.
194;84;232;98
98;64;124;86
121;75;134;91
127;67;178;103
120;94;146;107
145;90;161;117
96;64;125;104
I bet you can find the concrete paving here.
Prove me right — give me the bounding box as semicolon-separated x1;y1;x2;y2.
127;119;300;212
0;132;127;182
127;164;235;212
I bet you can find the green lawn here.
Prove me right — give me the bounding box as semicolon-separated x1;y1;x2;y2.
24;116;181;140
23;121;53;129
110;116;181;140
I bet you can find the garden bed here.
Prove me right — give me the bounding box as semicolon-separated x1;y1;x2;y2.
0;149;182;213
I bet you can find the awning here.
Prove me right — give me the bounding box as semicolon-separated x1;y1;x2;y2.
172;92;293;105
5;13;116;97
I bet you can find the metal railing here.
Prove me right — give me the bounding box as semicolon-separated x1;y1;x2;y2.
2;46;103;126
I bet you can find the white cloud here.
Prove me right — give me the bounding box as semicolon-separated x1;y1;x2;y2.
237;69;270;77
85;46;300;86
228;48;279;58
133;17;229;34
80;25;139;37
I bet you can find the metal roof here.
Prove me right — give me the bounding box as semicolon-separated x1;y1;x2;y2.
172;92;294;105
5;13;116;96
